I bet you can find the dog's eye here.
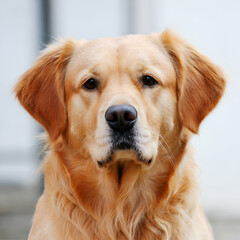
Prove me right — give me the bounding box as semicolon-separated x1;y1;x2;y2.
141;75;158;87
83;78;99;90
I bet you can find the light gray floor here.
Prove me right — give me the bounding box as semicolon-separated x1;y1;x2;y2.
0;185;240;240
0;185;39;240
211;218;240;240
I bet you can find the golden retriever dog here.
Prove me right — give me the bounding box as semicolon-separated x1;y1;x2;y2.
14;31;225;240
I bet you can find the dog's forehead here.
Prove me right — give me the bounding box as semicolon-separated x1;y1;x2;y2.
66;35;175;87
72;35;170;67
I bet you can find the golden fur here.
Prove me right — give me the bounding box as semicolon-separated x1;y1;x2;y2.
14;31;225;240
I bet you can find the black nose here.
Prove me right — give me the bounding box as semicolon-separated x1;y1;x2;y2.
105;104;137;131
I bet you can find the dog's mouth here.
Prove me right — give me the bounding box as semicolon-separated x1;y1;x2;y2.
97;135;152;167
96;135;153;185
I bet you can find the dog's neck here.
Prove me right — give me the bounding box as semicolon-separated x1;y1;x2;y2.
42;137;199;239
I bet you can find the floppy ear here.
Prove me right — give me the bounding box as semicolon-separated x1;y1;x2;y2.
161;30;226;133
14;40;76;141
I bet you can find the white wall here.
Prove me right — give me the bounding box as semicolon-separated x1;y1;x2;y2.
0;0;38;151
0;0;39;184
50;0;129;40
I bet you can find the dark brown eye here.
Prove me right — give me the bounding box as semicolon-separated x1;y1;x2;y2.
141;75;158;87
83;78;98;90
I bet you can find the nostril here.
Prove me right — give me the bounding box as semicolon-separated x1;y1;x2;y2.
106;111;117;122
124;109;137;122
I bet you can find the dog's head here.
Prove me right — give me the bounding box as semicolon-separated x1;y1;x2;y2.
14;31;225;170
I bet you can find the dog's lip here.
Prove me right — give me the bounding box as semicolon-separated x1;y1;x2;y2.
96;148;152;167
97;156;112;167
141;158;152;165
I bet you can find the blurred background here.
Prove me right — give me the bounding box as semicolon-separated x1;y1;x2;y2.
0;0;240;239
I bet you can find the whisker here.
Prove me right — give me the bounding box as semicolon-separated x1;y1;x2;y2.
157;139;175;168
158;133;173;157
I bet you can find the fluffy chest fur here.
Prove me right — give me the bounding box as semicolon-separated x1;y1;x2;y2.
30;145;211;240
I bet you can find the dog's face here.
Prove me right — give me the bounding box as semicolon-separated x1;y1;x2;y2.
65;35;177;167
15;31;225;172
